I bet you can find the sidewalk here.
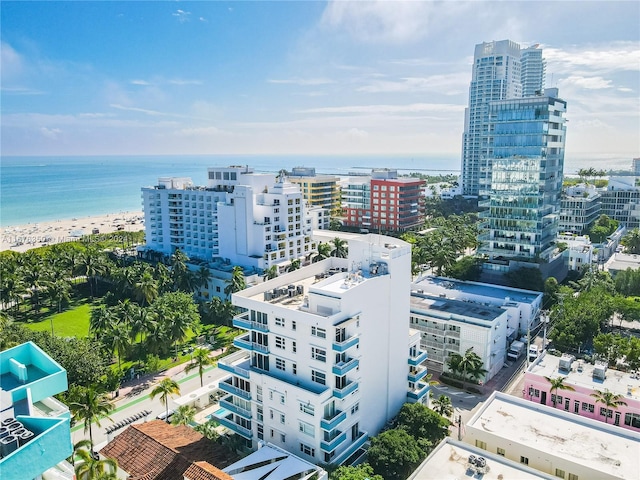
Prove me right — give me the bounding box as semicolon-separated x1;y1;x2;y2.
113;347;226;405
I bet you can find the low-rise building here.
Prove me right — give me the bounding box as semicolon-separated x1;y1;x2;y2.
0;342;73;480
408;438;557;480
288;167;341;220
557;233;593;271
465;392;640;480
524;351;640;431
600;175;640;229
559;184;601;235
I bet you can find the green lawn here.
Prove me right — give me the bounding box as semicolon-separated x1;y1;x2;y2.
26;303;92;338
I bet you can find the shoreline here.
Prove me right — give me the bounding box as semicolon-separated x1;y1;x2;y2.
1;211;144;253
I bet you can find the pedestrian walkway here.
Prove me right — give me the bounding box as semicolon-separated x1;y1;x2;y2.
113;347;226;405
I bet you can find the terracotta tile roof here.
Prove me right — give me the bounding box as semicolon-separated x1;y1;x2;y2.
100;420;237;480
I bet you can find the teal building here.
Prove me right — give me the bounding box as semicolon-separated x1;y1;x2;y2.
0;342;73;480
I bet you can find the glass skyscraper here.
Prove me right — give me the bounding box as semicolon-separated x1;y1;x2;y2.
478;88;567;271
461;40;545;197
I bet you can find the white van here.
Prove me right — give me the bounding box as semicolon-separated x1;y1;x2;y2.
528;345;539;362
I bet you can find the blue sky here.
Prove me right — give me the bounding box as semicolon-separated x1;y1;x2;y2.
2;1;639;162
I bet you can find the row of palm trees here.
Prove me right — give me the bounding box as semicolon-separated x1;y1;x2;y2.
446;348;488;390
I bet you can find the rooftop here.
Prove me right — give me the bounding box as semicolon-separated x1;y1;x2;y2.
468;392;640;480
527;352;640;401
100;420;239;480
408;439;556;480
413;276;541;304
606;252;640;273
410;293;506;323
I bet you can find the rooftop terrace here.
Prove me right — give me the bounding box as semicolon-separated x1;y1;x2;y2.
414;276;541;304
410;293;506;322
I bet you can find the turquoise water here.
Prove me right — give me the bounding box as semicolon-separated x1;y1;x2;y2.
0;153;620;226
1;154;458;225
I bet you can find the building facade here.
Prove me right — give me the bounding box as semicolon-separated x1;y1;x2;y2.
462;40;525;196
0;342;73;480
213;234;429;468
288;167;341;220
142;166;316;270
559;184;601;234
520;45;546;98
478;89;567;278
600;175;640;229
342;170;425;232
524;352;640;431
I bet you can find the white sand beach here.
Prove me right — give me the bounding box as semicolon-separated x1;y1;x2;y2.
1;211;144;253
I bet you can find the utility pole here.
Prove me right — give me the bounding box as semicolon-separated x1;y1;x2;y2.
457;414;462;441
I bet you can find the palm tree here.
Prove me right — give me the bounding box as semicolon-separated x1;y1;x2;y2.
287;259;301;272
432;394;454;418
263;265;278;281
104;322;131;371
80;248;107;298
590;389;628;423
185;348;215;387
622;228;640;254
133;270;158;306
544;375;576;407
150;378;180;423
74;440;118;480
312;242;332;263
171;405;196;426
170;249;194;292
69;385;114;449
457;348;486;391
21;254;50;312
90;305;115;339
195;266;212;290
48;278;71;314
130;305;156;360
224;266;246;299
331;237;348;258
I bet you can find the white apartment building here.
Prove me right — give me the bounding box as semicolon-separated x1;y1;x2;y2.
465;392;640;480
142;166;315;270
559;183;601;235
412;276;542;341
409;288;508;381
557;234;593;271
214;234;429;468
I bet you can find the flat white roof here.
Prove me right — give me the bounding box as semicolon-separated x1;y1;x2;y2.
409;439;556;480
528;352;640;401
468;392;640;479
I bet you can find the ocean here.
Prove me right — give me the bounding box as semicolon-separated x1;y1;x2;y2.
0;153;629;226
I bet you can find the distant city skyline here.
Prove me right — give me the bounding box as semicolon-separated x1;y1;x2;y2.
1;1;638;160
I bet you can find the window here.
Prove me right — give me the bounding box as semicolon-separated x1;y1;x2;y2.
275;336;286;349
275;358;286;371
280;413;285;424
567;475;578;480
475;440;486;450
292;321;297;331
311;326;326;338
351;403;360;414
280;433;286;443
292;363;297;375
555;468;566;478
497;447;505;457
257;424;264;440
257;406;263;422
600;407;613;418
311;370;326;385
275;317;285;327
299;421;315;437
624;412;640;428
292;341;297;353
311;347;327;362
581;402;595;413
300;443;315;457
299;402;314;416
520;456;529;465
280;394;285;405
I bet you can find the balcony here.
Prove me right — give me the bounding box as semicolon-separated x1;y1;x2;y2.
214;409;253;439
407;382;430;401
333;380;358;399
219;397;252;419
218;380;251;400
407;365;429;383
332;335;359;352
332;358;359;376
321;430;347;452
408;350;428;366
232;312;269;333
332;431;369;466
320;410;347;431
217;351;251;379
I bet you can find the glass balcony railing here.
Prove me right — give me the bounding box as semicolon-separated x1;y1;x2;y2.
321;430;347;452
332;431;368;466
218;381;251;400
217;353;251;379
216;413;253;439
219;397;252;419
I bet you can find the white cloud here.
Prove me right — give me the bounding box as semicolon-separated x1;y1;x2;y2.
558;75;613;90
358;73;469;94
1;42;23;80
545;42;640;73
268;77;335;86
1;86;45;95
168;79;203;86
301;103;465;115
174;126;225;137
130;79;151;86
172;9;191;23
337;127;369;139
618;87;634;92
110;103;166;116
321;1;439;44
40;127;62;139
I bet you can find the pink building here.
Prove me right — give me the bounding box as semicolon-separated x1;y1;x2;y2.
524;352;640;432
